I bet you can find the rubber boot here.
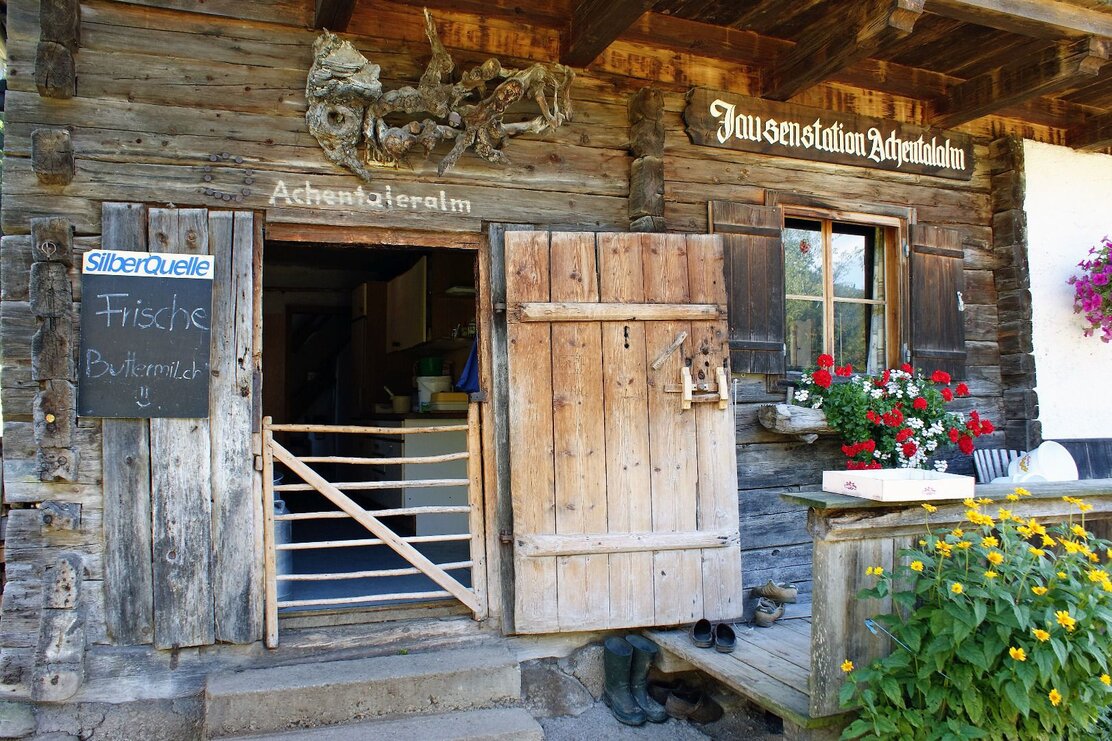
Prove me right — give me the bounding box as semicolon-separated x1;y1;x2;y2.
602;637;647;726
625;635;668;723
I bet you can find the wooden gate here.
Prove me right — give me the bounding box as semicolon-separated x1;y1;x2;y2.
505;231;742;633
260;405;486;647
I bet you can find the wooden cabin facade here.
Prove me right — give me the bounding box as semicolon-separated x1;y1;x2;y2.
2;0;1112;735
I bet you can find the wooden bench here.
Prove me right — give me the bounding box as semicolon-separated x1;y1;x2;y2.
648;479;1112;740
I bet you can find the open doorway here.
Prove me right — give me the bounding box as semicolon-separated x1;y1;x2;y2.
261;240;480;614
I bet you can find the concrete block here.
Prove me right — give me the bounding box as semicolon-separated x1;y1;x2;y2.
520;659;593;717
557;643;604;701
231;708;542;741
204;646;520;738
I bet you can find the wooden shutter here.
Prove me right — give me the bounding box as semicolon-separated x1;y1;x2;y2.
100;203;262;648
504;231;742;633
710;201;786;374
909;224;966;380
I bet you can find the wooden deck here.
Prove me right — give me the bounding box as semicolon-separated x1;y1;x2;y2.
646;618;842;731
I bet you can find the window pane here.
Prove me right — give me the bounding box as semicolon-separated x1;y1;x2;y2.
787;298;823;370
834;302;886;373
832;226;883;300
784;219;823;297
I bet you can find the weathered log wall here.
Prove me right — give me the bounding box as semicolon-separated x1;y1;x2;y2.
0;0;1011;679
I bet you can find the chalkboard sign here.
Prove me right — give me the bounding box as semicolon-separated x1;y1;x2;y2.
78;249;215;418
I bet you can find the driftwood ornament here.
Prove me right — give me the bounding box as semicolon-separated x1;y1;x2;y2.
306;9;573;180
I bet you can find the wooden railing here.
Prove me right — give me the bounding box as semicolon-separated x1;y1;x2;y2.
260;404;486;647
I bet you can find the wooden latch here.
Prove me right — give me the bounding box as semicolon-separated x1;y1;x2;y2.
666;365;729;410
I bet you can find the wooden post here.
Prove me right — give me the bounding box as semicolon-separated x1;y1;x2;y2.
35;43;76;99
629;88;665;232
466;402;488;620
32;129;75;185
261;418;279;648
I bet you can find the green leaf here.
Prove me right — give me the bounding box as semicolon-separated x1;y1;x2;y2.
972;599;988;627
964;691;984;724
1004;680;1031;717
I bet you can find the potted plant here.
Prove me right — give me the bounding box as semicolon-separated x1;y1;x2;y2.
791;354;992;472
1067;236;1112;343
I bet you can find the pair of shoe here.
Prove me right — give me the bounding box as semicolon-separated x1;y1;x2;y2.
752;580;797;628
648;679;724;724
602;635;667;726
690;618;735;653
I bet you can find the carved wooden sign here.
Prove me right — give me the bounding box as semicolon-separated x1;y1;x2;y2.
306;10;573;182
684;88;974;180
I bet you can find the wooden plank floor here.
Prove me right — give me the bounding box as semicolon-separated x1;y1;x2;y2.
646;618;817;729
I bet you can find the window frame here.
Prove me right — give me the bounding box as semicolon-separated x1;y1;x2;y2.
774;198;911;372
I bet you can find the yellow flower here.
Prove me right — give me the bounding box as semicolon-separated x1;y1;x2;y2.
1105;549;1112;561
866;566;884;577
1017;525;1033;538
918;539;927;546
977;498;993;506
1042;535;1057;547
1009;646;1027;661
1049;689;1062;707
1091;553;1102;563
1016;487;1031;497
1056;610;1077;631
951;582;964;595
997;508;1013;521
984;570;998;579
1064;496;1082;505
1057;571;1068;580
936;542;953;557
841;659;854;673
1033;629;1050;642
1063;540;1082;555
981;536;999;548
987;551;1004;566
1102;674;1111;686
1081;502;1095;513
922;503;938;513
1027;519;1047;536
957;541;973;550
910;561;924;573
1006;494;1020;502
963;498;978;509
951;528;964;538
1029;547;1046;557
1088;569;1107;583
1032;586;1049;596
1072;524;1088;538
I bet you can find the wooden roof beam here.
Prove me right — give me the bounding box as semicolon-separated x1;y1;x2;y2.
1071;109;1112;150
563;0;658;68
761;0;925;102
313;0;357;31
932;36;1110;128
925;0;1112;40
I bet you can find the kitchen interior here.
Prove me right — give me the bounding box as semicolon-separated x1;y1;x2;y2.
261;241;478;610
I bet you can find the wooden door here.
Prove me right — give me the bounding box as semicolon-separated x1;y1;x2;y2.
505;231;742;633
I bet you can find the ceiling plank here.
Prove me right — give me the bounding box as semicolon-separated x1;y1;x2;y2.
761;0;925;101
313;0;358;31
1070;108;1112;150
925;0;1112;39
563;0;658;67
932;35;1110;127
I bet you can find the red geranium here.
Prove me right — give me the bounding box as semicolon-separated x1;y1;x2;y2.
941;387;953;402
813;369;833;389
948;428;960;443
958;435;974;454
860;439;876;453
913;397;928;411
896;428;914;443
866;410;881;424
902;441;918;457
835;364;854;377
881;369;891;385
981;420;995;434
882;408;904;427
931;370;951;384
900;363;913;373
955;382;969;397
817;354;835;369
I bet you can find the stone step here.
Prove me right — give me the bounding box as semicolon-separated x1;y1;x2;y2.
204;645;521;739
227;708;543;741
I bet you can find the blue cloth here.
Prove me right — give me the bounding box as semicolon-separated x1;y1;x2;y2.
456;340;480;393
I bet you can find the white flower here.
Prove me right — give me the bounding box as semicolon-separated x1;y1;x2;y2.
926;440;938;452
811;398;824;409
871;388;885;399
801;374;811;385
907;384;919;397
874;450;883;459
795;389;810;402
907;417;924;430
934;460;949;472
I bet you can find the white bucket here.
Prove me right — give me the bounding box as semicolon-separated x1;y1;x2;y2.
415;375;452;411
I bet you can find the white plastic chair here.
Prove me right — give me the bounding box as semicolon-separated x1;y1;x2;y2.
972;448;1026;484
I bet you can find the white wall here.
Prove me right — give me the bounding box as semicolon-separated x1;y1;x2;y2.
1023;140;1112;439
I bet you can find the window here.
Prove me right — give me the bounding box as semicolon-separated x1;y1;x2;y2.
783;216;899;373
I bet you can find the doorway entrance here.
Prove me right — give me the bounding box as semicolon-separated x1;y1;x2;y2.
259;239;485;643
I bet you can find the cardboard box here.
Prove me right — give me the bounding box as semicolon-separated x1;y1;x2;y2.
822;469;975;502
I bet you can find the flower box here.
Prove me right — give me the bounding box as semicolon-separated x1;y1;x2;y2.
822;468;975;502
